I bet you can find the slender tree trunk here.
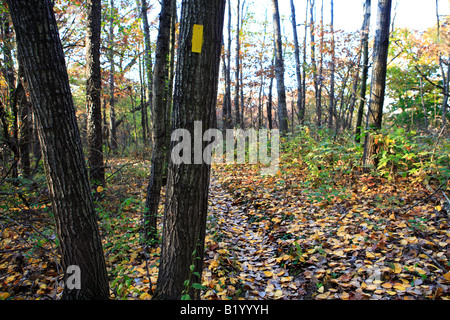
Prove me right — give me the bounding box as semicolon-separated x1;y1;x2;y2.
7;0;109;299
309;0;320;127
108;0;117;151
153;0;225;300
1;12;18;178
362;0;392;167
318;0;324;127
224;0;232;129
143;0;174;243
290;0;303;126
347;54;362;130
271;0;289;134
302;0;308;123
234;0;241;127
17;63;31;178
355;0;371;143
267;55;274;130
141;0;153;145
328;0;335;130
419;77;429;132
86;0;104;186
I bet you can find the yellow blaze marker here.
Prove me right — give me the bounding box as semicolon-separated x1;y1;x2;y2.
192;24;203;53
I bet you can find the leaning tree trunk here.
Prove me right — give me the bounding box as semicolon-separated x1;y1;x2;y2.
290;0;304;125
86;0;105;186
362;0;392;168
143;0;174;243
271;0;289;135
153;0;225;300
7;0;109;299
355;0;371;143
140;0;152;145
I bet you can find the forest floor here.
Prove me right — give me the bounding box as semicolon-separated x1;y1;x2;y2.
1;154;449;300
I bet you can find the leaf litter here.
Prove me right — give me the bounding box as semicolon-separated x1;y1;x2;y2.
1;158;449;300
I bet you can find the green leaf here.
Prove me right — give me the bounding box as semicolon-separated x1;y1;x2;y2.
191;283;207;290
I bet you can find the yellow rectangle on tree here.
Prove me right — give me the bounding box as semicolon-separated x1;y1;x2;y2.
192;24;203;53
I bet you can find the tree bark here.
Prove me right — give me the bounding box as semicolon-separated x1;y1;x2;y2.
309;0;320;127
108;0;117;150
7;0;109;299
143;0;174;243
271;0;289;135
362;0;392;167
328;0;335;130
86;0;104;186
234;0;241;127
355;0;371;143
153;0;225;300
223;0;233;129
290;0;304;126
17;63;32;178
140;0;153;145
318;0;324;127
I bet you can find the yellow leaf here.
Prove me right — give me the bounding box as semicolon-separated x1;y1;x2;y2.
386;290;397;296
394;284;406;291
393;263;402;274
340;291;350;300
139;292;151;300
209;260;219;270
366;251;376;258
333;250;345;257
96;186;104;193
435;205;442;211
263;271;273;278
415;268;426;275
382;283;392;289
366;284;377;291
443;272;450;282
316;292;330;300
0;292;10;300
274;290;283;299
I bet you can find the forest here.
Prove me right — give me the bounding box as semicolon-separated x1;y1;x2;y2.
0;0;449;302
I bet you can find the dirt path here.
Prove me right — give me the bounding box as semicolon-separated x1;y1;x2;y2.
204;176;308;300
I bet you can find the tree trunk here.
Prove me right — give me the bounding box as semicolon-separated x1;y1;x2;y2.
328;0;335;130
267;55;274;131
143;0;174;243
309;0;320;127
17;63;32;178
302;0;308;123
108;0;117;151
223;0;232;129
234;0;241;127
153;0;225;300
355;0;371;143
1;11;18;179
86;0;104;186
362;0;392;167
318;0;324;127
140;0;153;145
7;0;109;299
290;0;303;126
271;0;289;135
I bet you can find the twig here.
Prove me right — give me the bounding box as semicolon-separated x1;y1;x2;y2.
104;160;141;183
403;177;449;215
143;247;154;295
414;244;446;272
